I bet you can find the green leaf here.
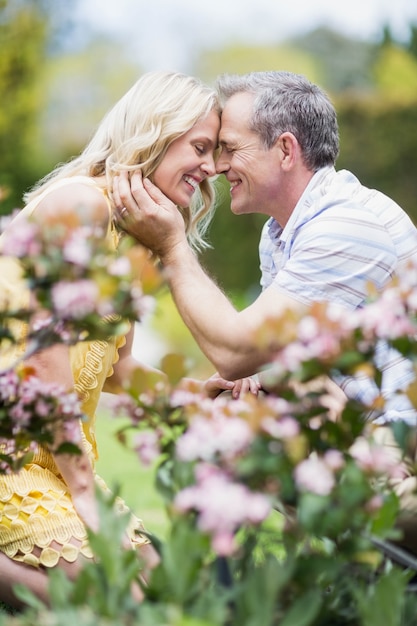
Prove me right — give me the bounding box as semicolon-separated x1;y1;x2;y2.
391;420;412;452
278;589;322;626
54;442;82;455
354;567;409;626
234;553;297;626
13;583;46;611
47;567;74;608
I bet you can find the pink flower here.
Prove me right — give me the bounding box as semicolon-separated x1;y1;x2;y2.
34;399;51;417
0;370;19;400
176;415;253;462
133;430;160;466
294;456;335;496
357;295;415;340
131;293;155;320
63;232;92;267
1;218;41;257
323;449;345;471
262;416;300;439
52;279;99;319
349;437;400;477
211;531;237;556
365;494;384;513
60;419;82;444
108;256;131;276
174;466;271;555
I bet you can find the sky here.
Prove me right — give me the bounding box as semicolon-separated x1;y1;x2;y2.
75;0;417;72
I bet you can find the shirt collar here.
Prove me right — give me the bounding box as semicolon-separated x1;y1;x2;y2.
265;165;335;243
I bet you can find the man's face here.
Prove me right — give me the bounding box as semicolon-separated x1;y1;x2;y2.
216;92;282;217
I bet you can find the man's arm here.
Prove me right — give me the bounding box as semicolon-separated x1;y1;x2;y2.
114;172;304;379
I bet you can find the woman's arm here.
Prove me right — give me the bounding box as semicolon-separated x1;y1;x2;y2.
24;323;99;531
104;325;167;394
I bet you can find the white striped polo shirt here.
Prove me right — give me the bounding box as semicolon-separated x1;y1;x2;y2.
259;166;417;424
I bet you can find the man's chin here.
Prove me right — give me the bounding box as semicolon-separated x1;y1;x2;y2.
230;203;244;215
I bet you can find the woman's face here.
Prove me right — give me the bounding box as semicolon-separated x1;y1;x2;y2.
152;110;220;208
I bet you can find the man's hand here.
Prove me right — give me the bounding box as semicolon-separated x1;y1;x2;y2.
113;171;187;259
203;372;261;399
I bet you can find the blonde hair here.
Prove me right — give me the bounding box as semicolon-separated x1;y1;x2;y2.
25;71;221;250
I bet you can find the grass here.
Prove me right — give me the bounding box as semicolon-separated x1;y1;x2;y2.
95;401;169;540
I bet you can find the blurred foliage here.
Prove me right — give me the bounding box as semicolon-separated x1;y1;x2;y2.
0;0;140;215
38;39;142;166
291;27;378;95
197;42;322;86
200;176;265;302
373;44;417;102
0;0;50;213
336;97;417;225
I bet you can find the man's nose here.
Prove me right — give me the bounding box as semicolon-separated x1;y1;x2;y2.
215;152;229;174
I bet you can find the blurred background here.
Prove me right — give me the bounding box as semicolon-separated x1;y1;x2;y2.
2;0;417;376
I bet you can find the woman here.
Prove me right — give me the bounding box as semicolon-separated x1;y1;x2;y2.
0;70;249;608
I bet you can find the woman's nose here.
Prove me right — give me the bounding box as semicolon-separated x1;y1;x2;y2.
201;155;216;177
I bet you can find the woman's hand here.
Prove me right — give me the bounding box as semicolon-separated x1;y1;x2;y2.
203;372;261;399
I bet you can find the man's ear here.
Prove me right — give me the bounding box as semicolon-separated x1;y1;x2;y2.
276;132;299;171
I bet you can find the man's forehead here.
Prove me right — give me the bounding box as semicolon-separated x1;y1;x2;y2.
218;123;237;145
221;92;253;125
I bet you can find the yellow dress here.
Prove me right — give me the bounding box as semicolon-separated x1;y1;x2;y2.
0;177;148;568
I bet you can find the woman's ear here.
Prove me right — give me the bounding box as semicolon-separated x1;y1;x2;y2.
276;132;299;171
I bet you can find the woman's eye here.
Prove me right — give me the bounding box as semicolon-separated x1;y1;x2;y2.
195;145;205;155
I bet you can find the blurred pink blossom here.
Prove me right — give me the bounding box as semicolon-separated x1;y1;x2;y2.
323;449;345;471
365;494;384;513
108;256;131;276
176;415;253;462
356;294;415;339
133;430;160;466
63;232;92;267
52;279;99;319
174;466;271;556
294;456;336;496
1;218;41;257
349;437;402;478
262;416;300;439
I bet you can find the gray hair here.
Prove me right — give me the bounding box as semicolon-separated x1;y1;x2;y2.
216;71;339;171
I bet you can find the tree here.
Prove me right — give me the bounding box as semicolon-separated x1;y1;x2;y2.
291;27;378;95
0;0;74;214
197;42;321;87
373;44;417;103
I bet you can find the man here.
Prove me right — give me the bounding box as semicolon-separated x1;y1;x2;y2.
114;71;417;553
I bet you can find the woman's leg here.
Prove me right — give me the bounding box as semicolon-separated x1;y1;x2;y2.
0;538;159;609
0;552;49;609
0;539;92;610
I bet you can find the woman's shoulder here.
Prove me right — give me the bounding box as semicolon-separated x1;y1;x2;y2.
31;176;111;229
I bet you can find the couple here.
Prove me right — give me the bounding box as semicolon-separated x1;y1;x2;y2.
1;68;417;608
